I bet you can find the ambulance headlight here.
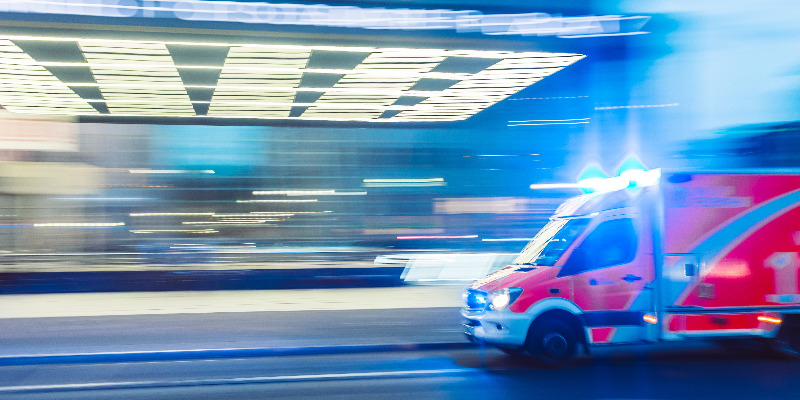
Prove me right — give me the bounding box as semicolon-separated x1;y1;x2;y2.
489;288;523;311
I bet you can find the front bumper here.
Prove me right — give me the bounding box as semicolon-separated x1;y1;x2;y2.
463;318;482;343
461;308;531;348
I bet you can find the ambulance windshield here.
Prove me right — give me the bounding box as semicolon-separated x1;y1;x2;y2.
513;218;589;266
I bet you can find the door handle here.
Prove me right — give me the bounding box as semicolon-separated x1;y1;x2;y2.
622;274;642;283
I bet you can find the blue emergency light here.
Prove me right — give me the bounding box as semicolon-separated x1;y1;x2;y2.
578;168;661;193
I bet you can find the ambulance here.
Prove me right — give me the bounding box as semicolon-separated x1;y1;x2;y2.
462;170;800;365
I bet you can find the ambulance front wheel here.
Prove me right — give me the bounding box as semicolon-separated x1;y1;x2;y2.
525;319;577;367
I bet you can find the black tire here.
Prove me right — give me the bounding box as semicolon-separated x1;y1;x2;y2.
525;319;577;367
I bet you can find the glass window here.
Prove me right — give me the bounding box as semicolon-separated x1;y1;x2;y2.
513;218;590;266
559;218;637;276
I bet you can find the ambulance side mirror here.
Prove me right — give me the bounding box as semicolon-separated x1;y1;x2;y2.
685;263;696;277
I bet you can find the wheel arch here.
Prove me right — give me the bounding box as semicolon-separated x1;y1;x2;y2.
528;308;586;345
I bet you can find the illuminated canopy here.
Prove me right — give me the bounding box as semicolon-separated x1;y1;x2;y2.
0;35;584;122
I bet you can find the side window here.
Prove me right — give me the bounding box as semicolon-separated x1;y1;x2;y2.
533;219;590;266
559;218;637;276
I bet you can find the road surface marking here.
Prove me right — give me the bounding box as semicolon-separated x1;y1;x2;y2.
0;368;480;393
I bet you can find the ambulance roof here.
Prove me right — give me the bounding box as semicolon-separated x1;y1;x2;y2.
553;189;636;218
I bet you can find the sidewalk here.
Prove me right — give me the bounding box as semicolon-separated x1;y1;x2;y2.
0;285;467;319
0;286;471;364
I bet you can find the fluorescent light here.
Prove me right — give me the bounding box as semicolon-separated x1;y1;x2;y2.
0;34;584;121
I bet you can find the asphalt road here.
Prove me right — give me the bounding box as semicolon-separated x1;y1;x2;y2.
1;301;799;399
2;343;800;399
0;286;800;400
0;307;466;356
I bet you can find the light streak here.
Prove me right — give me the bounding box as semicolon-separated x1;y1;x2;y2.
558;31;650;38
129;229;218;234
397;235;478;240
508;117;590;126
529;183;582;190
236;199;318;203
252;190;334;196
363;178;445;187
252;190;367;196
0;2;649;38
130;213;214;217
34;222;125;227
757;315;782;324
481;238;535;242
250;211;332;215
595;103;679;110
182;221;275;225
129;169;215;174
463;153;540;157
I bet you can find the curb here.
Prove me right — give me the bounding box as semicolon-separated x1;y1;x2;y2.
0;342;478;366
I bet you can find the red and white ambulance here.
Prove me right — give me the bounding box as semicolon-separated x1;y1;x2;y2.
462;171;800;365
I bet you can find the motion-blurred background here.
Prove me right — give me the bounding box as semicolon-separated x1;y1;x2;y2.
0;0;798;286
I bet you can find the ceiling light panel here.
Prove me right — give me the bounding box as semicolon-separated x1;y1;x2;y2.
79;40;194;116
208;47;308;117
391;54;584;121
0;35;584;122
0;40;98;115
302;49;447;119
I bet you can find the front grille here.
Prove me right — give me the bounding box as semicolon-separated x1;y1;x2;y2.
464;319;481;327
